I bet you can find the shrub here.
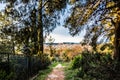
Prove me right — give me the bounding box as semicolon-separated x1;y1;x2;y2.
10;54;51;80
0;69;16;80
70;52;120;80
71;54;82;69
0;61;17;80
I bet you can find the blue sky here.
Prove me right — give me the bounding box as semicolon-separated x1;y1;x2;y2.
47;4;84;43
46;26;84;43
0;3;84;43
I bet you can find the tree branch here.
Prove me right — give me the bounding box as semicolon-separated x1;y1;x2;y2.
42;0;50;8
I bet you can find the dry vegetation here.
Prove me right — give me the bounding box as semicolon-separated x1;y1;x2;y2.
44;43;92;61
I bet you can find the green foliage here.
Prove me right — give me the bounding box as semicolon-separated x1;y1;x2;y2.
0;62;16;80
45;0;67;13
0;54;51;80
37;54;51;69
0;0;68;54
14;55;50;80
0;70;16;80
0;40;12;54
34;62;59;80
71;54;82;69
64;0;120;60
0;62;10;72
67;52;120;80
65;68;79;80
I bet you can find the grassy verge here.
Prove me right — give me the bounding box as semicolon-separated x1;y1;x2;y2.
34;62;59;80
60;62;78;80
64;62;80;80
60;62;70;66
65;52;120;80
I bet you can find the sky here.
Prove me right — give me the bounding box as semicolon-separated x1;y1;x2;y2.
46;26;84;43
47;4;84;43
0;3;84;43
0;3;6;11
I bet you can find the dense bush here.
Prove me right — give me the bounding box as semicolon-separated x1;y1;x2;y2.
70;52;120;80
0;70;16;80
31;54;51;75
0;54;51;80
0;62;16;80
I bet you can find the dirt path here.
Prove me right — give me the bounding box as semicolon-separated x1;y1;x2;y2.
45;64;65;80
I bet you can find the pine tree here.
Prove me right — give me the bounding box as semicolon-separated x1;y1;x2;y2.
65;0;120;60
0;0;68;54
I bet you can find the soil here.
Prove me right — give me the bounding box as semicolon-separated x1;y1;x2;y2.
45;64;65;80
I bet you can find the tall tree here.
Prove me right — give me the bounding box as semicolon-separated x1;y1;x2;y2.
37;0;68;54
0;0;68;54
65;0;120;60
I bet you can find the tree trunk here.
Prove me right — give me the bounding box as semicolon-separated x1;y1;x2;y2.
38;0;43;54
31;8;38;54
114;21;120;61
12;41;15;54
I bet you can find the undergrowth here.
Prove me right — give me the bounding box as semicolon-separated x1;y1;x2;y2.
65;52;120;80
34;62;59;80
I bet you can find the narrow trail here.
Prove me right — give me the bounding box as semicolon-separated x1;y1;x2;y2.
45;64;65;80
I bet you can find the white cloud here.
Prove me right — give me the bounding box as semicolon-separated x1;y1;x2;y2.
49;34;83;43
46;33;83;43
52;26;69;36
45;26;84;43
